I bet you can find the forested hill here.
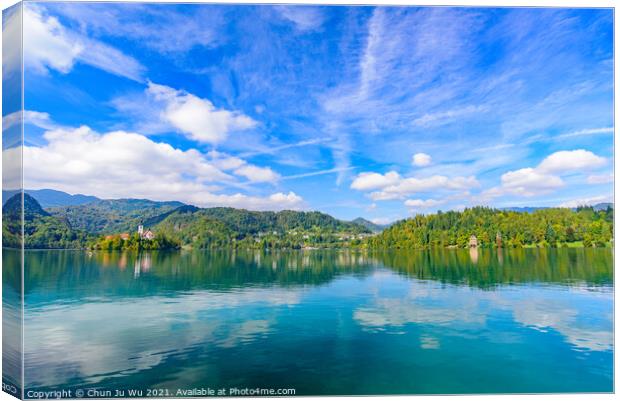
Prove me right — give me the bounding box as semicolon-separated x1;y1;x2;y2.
140;207;372;250
3;193;91;249
48;201;370;236
368;206;613;249
48;199;186;234
5;194;614;250
351;218;387;233
197;208;369;235
7;195;372;250
93;205;373;250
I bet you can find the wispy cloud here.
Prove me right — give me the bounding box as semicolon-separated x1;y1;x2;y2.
239;137;333;159
24;4;145;82
274;6;325;32
45;2;225;54
412;105;487;127
2;5;21;80
587;173;613;185
555;127;614;139
17;5;613;219
283;166;355;181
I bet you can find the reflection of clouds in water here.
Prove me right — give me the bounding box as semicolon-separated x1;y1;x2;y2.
2;290;22;386
420;334;440;349
512;299;612;352
25;288;301;388
353;277;612;352
354;298;485;329
217;319;271;348
353;281;487;331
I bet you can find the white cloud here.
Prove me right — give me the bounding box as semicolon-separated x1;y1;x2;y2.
404;198;444;209
3;110;60;133
351;169;478;201
24;5;82;74
499;168;564;196
2;5;21;80
275;6;325;32
207;150;247;171
484;149;607;199
23;5;145;81
6;125;302;211
125;82;257;144
202;191;304;211
2;111;22;132
537;149;606;174
412;152;432;167
350;171;401;191
207;150;279;183
234;165;280;183
587;174;613;185
558;196;612;208
369;175;479;201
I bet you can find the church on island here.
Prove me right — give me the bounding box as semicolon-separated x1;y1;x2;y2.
106;225;155;241
138;225;155;240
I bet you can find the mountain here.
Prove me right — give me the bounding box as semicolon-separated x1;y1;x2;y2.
48;198;186;234
500;206;547;213
2;189;100;208
502;203;613;213
87;203;373;250
196;207;370;235
592;202;613;211
145;206;372;250
26;189;99;208
49;197;371;237
351;217;387;233
3;192;50;217
11;191;374;249
2;193;90;249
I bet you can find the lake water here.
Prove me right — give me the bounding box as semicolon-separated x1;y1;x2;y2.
4;248;614;395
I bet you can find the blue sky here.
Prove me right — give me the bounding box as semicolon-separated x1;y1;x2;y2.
2;3;613;222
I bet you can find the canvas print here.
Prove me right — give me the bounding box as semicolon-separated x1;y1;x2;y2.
2;1;614;398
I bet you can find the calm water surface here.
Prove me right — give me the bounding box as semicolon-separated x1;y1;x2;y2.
5;248;614;395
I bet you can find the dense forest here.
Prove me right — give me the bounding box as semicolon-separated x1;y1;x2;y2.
369;206;613;249
3;194;614;251
93;205;372;250
47;198;185;234
2;194;92;249
4;194;371;250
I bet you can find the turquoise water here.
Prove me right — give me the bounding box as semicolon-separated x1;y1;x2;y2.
9;248;614;395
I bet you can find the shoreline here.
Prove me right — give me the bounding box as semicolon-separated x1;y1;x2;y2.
5;244;613;252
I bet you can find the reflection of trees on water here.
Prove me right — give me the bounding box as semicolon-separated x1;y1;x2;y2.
14;247;612;305
373;248;613;288
19;250;378;303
